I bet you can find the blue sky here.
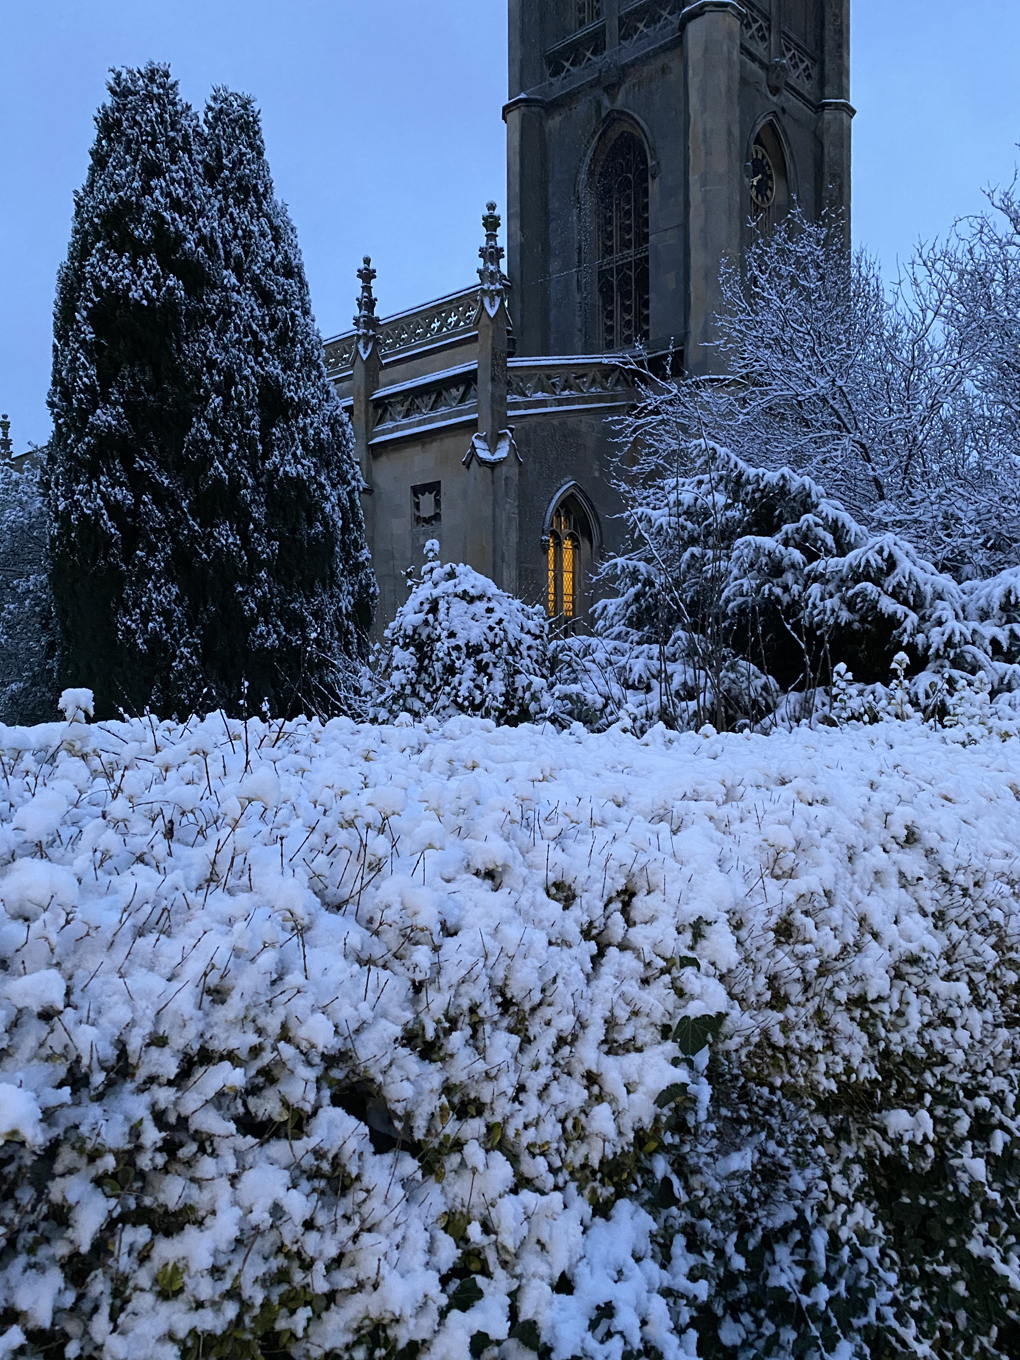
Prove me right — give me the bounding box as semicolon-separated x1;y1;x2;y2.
2;0;1020;449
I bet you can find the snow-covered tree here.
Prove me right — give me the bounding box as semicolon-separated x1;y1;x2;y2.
938;176;1020;524
655;210;1020;576
47;64;221;718
376;542;550;724
0;461;56;724
572;438;990;733
198;88;375;715
48;67;374;720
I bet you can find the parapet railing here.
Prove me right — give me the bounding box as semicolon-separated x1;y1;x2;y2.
368;363;479;447
545;19;608;80
324;285;480;381
618;0;685;46
508;356;635;414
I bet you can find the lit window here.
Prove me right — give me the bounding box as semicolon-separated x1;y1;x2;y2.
562;533;576;618
546;506;581;620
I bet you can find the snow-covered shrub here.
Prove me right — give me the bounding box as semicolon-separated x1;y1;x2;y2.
580;440;984;733
376;543;550;724
0;462;56;725
1;702;1020;1357
651;208;1020;576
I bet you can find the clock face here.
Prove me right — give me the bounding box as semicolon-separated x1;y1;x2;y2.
750;144;776;210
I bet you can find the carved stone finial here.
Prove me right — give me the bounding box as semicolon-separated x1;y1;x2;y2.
354;256;380;361
0;415;11;461
478;202;506;319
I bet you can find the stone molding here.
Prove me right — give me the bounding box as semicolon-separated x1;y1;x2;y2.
678;0;746;25
819;98;856;117
345;355;637;449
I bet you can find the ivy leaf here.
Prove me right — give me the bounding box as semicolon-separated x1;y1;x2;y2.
448;1277;485;1312
484;1121;503;1151
655;1082;688;1109
673;1012;724;1056
510;1318;542;1352
156;1262;186;1299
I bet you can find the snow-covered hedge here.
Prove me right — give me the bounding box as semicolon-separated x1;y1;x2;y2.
1;699;1019;1358
376;543;550;725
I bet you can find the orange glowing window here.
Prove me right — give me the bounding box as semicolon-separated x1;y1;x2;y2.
562;533;576;618
546;506;580;620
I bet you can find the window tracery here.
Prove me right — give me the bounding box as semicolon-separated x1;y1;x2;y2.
595;132;650;351
575;0;602;29
546;494;598;625
547;506;580;620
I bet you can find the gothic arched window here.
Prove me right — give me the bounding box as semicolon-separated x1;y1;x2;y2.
575;0;601;28
545;493;597;624
547;506;580;620
596;131;650;351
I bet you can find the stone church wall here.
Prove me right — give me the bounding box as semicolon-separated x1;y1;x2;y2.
513;412;626;614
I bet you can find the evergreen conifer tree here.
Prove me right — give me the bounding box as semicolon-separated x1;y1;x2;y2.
49;68;374;720
47;63;219;717
199;87;375;714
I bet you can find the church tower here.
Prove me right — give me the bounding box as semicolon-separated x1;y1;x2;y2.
505;0;852;373
326;1;852;630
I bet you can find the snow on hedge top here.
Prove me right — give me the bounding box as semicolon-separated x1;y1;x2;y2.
1;701;1019;1357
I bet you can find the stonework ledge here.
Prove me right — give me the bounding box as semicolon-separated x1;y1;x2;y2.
819;99;856;118
502;94;549;120
679;0;746;26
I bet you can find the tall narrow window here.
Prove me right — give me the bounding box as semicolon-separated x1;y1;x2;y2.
596;132;650;351
576;0;602;28
546;504;584;621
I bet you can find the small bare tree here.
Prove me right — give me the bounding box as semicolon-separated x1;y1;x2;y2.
661;210;1020;576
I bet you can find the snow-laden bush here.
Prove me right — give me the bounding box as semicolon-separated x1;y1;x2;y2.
0;462;56;725
376;542;550;724
571;440;1018;734
1;698;1020;1357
